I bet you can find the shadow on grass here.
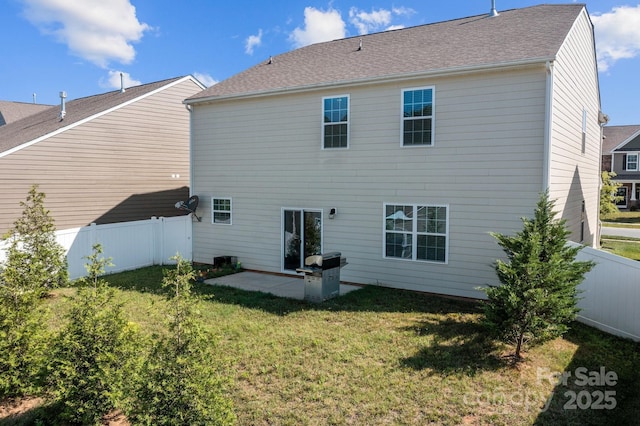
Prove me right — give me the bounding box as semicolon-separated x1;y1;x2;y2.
533;323;640;425
102;265;485;316
104;266;507;375
400;315;506;375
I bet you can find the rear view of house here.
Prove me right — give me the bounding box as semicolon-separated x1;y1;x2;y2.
0;76;205;236
186;4;603;299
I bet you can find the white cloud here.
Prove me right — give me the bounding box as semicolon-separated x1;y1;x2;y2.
99;70;141;90
349;8;391;35
193;72;218;88
22;0;150;68
348;6;414;35
592;5;640;72
392;6;415;17
245;29;263;55
289;7;346;48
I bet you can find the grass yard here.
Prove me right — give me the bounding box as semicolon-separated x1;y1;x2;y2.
600;239;640;261
601;210;640;227
3;266;640;425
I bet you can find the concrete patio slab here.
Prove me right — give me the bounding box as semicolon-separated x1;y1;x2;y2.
205;271;361;301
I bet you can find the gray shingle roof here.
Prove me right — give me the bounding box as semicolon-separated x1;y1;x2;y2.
0;101;53;126
602;125;640;153
0;76;187;155
187;4;586;102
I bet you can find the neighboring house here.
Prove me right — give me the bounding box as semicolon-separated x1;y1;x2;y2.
185;4;604;299
602;125;640;209
0;76;205;236
0;100;53;126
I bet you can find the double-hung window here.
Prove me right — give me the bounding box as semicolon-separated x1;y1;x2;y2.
625;154;638;171
384;203;448;263
323;95;349;149
212;197;232;225
402;87;434;146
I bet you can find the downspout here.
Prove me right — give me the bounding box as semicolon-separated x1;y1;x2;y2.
543;60;554;192
185;102;195;261
185;104;194;195
597;111;610;248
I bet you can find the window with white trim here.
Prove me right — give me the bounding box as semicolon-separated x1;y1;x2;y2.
625;154;638;171
322;95;349;149
384;203;448;262
211;198;232;224
402;87;434;146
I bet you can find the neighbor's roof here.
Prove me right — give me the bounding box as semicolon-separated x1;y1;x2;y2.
0;76;196;155
602;125;640;153
187;4;587;102
0;101;53;126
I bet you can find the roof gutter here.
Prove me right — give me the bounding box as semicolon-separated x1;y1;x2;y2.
185;57;553;105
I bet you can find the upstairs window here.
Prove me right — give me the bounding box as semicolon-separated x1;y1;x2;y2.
212;198;232;225
323;95;349;149
402;87;434;146
384;203;448;263
625;154;638;171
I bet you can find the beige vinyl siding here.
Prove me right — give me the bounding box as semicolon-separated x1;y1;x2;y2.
0;79;201;234
192;67;548;298
548;9;601;246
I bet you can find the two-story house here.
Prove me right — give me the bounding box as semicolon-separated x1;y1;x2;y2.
185;4;603;299
602;125;640;209
0;76;205;236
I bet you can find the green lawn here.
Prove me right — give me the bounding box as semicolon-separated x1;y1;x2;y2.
600;239;640;261
4;266;640;425
601;210;640;227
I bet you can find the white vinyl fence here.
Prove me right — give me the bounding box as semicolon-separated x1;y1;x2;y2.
1;222;638;341
0;216;192;280
574;243;640;342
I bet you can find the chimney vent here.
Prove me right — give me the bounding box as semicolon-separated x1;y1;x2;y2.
489;0;499;17
120;72;126;93
59;91;67;120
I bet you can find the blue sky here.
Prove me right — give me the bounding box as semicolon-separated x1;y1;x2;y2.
2;0;639;125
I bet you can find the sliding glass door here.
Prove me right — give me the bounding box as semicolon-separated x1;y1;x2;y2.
282;209;322;271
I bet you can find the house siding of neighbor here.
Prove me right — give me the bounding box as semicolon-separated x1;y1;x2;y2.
602;125;640;209
0;76;205;236
186;5;603;299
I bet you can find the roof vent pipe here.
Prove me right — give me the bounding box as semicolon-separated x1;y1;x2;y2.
120;72;126;93
58;91;66;120
33;93;36;104
489;0;499;17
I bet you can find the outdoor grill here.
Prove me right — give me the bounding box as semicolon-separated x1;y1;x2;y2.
296;252;347;303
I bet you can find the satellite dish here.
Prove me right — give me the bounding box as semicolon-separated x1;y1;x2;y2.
175;195;201;221
186;195;199;212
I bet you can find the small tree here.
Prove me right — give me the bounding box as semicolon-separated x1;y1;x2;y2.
482;191;595;360
600;171;623;218
129;254;235;425
48;244;141;425
0;184;67;397
1;184;68;298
